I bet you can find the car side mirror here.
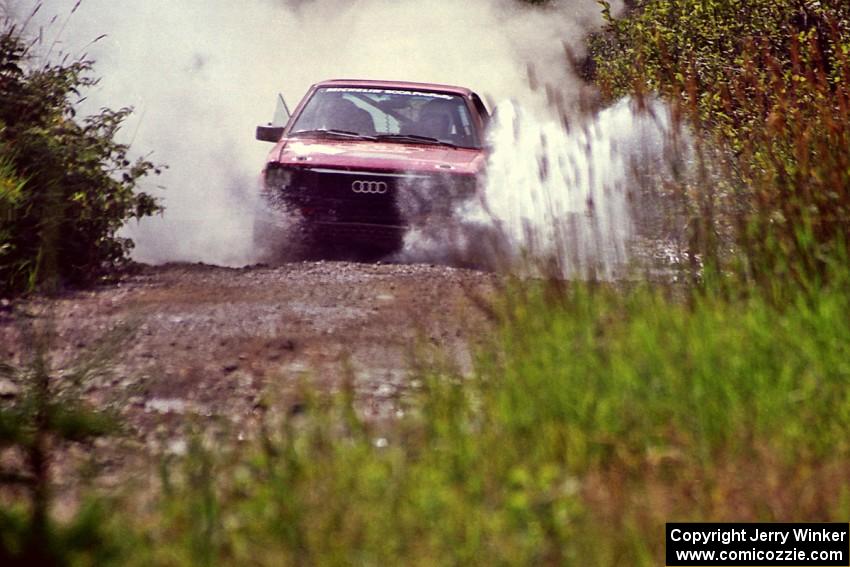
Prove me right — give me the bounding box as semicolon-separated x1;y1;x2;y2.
256;124;285;143
256;93;291;142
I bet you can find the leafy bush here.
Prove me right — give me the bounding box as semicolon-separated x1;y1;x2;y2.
0;22;161;295
589;0;850;282
591;0;850;131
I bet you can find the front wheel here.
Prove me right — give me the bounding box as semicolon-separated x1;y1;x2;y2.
252;205;315;263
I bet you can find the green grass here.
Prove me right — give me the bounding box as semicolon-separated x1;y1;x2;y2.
102;272;850;566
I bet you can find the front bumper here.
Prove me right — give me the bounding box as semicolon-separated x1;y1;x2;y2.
310;221;406;241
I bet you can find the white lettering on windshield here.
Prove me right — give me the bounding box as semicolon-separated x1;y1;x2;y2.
325;87;455;99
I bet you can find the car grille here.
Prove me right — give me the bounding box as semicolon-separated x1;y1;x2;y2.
267;166;477;226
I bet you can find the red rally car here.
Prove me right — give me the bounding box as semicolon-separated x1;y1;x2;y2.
255;79;490;254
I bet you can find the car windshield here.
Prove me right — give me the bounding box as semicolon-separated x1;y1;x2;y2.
289;87;480;148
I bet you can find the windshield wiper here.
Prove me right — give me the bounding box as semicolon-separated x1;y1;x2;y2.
290;129;376;140
375;133;459;148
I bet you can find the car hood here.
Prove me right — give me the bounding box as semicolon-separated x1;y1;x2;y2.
270;138;486;175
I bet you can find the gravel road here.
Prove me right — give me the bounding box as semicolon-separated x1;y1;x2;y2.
1;261;496;462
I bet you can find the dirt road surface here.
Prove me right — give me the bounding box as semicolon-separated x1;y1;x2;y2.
0;261;496;493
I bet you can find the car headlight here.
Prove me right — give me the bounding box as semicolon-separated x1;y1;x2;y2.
266;166;294;189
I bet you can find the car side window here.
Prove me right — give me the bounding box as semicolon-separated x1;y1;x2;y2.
471;94;490;127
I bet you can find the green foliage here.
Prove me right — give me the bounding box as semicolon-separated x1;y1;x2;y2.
0;500;126;567
110;274;850;566
589;0;850;281
0;23;161;295
591;0;850;116
0;315;129;566
0;153;26;265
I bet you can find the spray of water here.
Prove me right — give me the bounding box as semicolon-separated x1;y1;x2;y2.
400;98;673;278
489;98;672;277
21;0;649;271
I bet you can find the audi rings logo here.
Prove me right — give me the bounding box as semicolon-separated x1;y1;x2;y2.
352;180;388;194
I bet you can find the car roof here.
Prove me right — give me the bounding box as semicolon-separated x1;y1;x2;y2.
313;79;474;97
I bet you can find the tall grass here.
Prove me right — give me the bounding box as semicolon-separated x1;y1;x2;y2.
591;2;850;284
0;313;131;566
106;270;850;566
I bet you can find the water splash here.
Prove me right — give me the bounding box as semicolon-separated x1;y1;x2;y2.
401;98;673;278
